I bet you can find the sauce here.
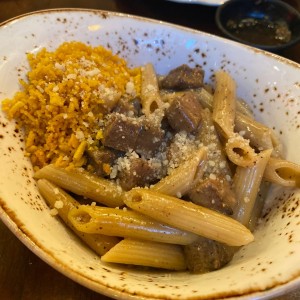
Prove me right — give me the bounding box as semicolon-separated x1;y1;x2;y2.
226;17;292;46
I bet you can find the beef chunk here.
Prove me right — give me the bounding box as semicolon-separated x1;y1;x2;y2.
86;147;121;177
160;64;204;90
184;236;236;273
166;92;203;133
188;177;236;215
102;113;164;157
117;157;159;190
102;114;140;152
135;119;164;157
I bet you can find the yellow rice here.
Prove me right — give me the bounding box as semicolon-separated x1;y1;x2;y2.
2;41;141;170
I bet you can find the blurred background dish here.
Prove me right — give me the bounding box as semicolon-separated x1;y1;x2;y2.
166;0;227;6
215;0;300;51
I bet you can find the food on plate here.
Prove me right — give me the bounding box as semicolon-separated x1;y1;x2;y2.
2;41;300;273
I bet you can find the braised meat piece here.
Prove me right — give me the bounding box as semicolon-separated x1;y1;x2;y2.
117;157;160;190
102;113;140;152
135;119;164;157
160;64;204;90
166;92;203;133
86;147;121;177
184;236;236;273
102;113;164;157
188;177;236;215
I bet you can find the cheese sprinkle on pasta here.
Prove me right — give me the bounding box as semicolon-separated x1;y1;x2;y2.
2;41;141;170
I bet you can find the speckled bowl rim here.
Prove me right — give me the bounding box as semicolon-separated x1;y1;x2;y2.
0;8;300;300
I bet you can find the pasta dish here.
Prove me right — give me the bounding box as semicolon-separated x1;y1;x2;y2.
2;41;300;273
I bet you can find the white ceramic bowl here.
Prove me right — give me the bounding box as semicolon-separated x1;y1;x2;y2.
0;9;300;300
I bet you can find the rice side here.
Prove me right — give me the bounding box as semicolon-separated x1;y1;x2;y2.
1;41;141;170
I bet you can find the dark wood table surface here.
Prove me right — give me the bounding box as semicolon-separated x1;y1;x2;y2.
0;0;299;299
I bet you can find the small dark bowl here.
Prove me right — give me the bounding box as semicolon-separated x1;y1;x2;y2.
215;0;300;52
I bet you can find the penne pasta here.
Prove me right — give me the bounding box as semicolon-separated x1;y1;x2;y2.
193;87;254;119
197;108;232;179
235;97;254;118
141;63;163;116
212;71;258;167
212;70;236;140
247;180;270;232
161;87;281;158
234;113;282;157
234;113;274;151
195;88;255;120
68;205;198;245
152;147;207;197
264;157;300;188
225;133;258;167
124;189;254;246
37;179;120;255
34;164;125;207
233;149;273;226
101;238;187;271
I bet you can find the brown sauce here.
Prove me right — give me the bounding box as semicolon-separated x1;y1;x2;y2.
226;17;292;46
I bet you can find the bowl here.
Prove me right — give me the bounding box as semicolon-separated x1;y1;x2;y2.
0;8;300;300
215;0;300;52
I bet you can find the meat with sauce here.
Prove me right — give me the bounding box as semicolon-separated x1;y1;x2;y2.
184;236;236;273
166;91;203;133
188;177;236;215
160;64;204;90
102;113;164;157
86;147;121;177
117;157;161;190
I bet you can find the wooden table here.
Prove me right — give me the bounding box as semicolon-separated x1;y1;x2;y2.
0;0;299;299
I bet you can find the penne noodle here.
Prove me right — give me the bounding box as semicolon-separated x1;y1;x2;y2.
192;88;214;110
141;63;163;116
211;71;258;168
34;164;125;207
234;113;283;158
101;238;187;271
225;133;258;167
68;205;198;245
194;87;254;119
247;180;270;232
235;97;254;118
269;130;283;158
152;147;207;197
264;157;300;188
124;189;254;246
234;113;274;151
232;149;273;226
37;179;120;255
212;70;236;140
197;108;232;179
